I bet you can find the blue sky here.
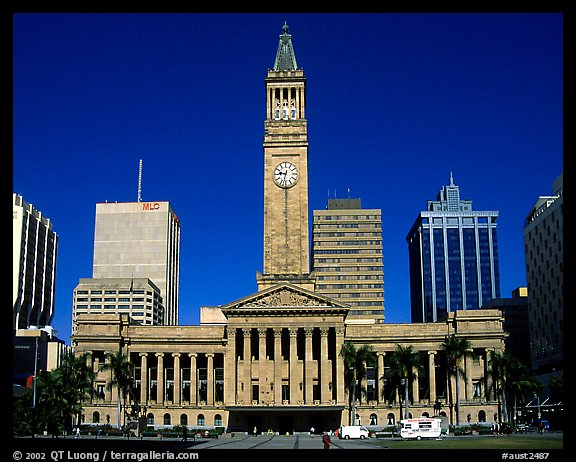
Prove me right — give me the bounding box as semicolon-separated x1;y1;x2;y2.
12;12;563;343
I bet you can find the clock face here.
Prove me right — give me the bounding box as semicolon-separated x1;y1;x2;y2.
273;162;299;188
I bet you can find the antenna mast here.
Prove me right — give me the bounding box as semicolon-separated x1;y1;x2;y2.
137;159;143;202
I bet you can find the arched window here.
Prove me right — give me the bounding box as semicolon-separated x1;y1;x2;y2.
422;412;430;418
478;410;487;422
92;411;100;424
197;414;205;426
386;413;395;426
147;413;155;426
164;413;171;426
214;414;222;426
180;414;188;426
369;413;377;426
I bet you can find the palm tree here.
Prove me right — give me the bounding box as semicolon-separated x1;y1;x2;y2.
384;344;422;420
100;350;134;429
339;342;376;425
56;351;96;428
441;334;473;427
507;356;540;425
491;351;539;424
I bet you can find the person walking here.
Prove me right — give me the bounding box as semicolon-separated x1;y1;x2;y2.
322;432;331;449
253;426;258;436
310;426;315;437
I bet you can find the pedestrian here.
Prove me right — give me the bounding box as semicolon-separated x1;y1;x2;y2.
538;422;544;435
75;426;81;438
253;426;257;436
182;426;188;442
322;432;331;450
310;426;315;437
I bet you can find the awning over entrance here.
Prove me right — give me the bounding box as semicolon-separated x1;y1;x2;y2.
227;405;344;412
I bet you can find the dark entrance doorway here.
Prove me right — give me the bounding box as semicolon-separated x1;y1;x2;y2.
279;415;293;435
247;415;262;435
310;415;325;435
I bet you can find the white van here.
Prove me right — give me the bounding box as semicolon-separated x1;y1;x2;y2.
400;418;442;440
338;425;369;439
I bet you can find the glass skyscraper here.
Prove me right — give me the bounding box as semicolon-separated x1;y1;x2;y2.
406;174;500;322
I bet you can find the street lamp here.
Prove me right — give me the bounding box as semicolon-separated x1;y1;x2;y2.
534;393;541;420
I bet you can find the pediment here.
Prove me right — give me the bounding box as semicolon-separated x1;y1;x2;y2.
220;282;349;315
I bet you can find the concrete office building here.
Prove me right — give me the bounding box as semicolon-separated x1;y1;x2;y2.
13;193;58;330
72;278;164;331
523;172;563;374
482;287;531;368
92;201;181;325
312;198;384;323
72;23;507;433
406;175;501;323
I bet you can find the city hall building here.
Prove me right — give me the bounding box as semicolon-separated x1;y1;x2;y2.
72;23;506;434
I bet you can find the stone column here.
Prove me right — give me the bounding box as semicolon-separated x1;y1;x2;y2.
189;353;197;405
242;328;252;404
465;350;474;401
377;353;385;404
273;328;283;404
103;351;113;402
428;351;436;403
320;327;330;403
156;353;164;404
224;328;236;404
304;327;314;404
139;353;148;403
288;328;299;403
173;353;181;405
258;328;267;361
206;353;214;405
412;365;420;403
335;326;345;405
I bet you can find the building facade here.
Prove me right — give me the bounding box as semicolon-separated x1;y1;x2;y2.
312;198;384;323
406;175;501;323
13;193;58;330
72;278;164;330
523;172;563;374
72;23;507;434
92;201;181;325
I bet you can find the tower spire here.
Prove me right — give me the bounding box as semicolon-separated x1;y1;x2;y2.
273;21;298;71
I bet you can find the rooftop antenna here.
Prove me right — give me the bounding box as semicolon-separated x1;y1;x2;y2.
137;159;143;202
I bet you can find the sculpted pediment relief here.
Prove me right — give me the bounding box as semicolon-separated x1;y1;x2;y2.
221;283;348;313
239;287;324;308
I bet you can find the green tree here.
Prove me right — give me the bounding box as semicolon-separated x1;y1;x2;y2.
441;334;474;427
339;342;377;425
383;344;423;420
56;351;96;428
491;351;539;424
100;350;134;429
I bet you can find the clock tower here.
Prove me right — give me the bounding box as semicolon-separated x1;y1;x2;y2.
257;23;315;291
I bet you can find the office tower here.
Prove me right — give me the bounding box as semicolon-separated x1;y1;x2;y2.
312;198;384;323
406;174;500;323
13;193;58;329
92;201;180;325
523;172;563;374
72;277;164;329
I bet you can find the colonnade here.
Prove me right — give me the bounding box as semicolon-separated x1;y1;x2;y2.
227;325;345;406
266;84;305;120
